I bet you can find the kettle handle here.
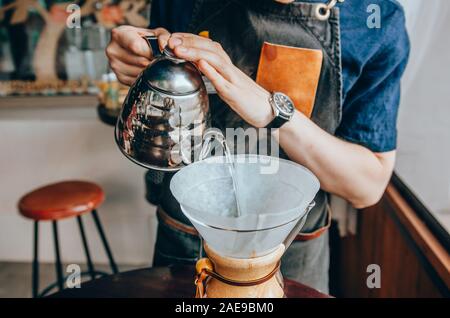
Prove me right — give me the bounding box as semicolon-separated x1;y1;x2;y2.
143;35;185;63
142;35;162;58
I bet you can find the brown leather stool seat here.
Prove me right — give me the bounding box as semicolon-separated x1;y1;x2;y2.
18;180;118;297
19;181;104;221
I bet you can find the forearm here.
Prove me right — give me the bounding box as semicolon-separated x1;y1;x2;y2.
275;111;395;208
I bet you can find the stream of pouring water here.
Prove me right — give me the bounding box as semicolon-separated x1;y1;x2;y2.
220;139;244;218
199;130;244;218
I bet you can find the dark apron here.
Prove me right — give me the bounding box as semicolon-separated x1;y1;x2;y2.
148;0;342;292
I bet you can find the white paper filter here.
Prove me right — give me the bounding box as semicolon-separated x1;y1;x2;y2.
170;154;320;258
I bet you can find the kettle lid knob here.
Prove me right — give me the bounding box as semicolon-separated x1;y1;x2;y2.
162;46;185;63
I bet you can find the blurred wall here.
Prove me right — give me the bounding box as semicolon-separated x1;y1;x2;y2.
0;106;157;265
396;0;450;231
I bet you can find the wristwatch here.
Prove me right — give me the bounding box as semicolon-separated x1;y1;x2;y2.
265;92;295;129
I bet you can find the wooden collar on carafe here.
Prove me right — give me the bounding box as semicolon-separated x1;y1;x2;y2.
194;258;281;298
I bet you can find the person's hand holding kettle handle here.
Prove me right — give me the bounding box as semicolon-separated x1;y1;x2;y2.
105;26;171;86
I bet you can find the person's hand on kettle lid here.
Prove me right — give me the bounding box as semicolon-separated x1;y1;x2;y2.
105;26;171;86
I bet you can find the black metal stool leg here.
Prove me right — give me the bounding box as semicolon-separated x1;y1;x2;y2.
52;221;64;291
76;216;96;280
91;210;118;274
32;221;39;298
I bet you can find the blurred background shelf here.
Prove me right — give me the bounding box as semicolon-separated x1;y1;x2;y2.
0;95;98;109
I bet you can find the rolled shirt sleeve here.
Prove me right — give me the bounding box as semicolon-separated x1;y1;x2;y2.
336;1;410;153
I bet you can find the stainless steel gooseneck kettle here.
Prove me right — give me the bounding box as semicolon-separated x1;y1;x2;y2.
115;36;210;171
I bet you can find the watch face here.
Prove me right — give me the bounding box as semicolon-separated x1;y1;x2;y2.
273;92;295;117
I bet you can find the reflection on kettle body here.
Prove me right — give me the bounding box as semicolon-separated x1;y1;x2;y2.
115;40;210;171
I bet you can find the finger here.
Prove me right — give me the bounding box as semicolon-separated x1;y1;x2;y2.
106;42;150;68
109;58;145;78
135;27;170;53
150;27;170;37
141;27;170;56
169;33;231;62
116;73;137;86
174;46;235;81
197;59;232;95
111;26;170;58
155;28;171;51
111;26;152;58
168;32;212;50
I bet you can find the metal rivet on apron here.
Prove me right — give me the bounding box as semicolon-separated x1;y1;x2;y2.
315;0;344;21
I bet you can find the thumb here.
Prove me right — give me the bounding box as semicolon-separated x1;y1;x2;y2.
114;26;153;58
150;27;171;51
134;27;171;57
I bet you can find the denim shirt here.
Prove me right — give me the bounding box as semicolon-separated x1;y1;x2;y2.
150;0;410;152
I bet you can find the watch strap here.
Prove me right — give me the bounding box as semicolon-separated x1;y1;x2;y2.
265;116;287;129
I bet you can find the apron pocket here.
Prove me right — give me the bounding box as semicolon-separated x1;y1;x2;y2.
256;41;323;118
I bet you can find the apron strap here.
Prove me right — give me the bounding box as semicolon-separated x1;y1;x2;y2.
158;205;331;242
294;204;332;241
157;206;199;236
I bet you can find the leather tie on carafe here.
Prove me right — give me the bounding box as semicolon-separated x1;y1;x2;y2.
194;258;281;298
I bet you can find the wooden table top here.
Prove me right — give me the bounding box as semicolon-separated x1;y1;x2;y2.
49;265;330;298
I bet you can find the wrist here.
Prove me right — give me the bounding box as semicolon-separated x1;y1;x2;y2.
264;92;296;130
254;90;274;128
277;111;309;140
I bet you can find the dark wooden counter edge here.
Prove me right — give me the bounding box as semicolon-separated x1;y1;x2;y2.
385;181;450;290
0;95;98;109
48;265;331;298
